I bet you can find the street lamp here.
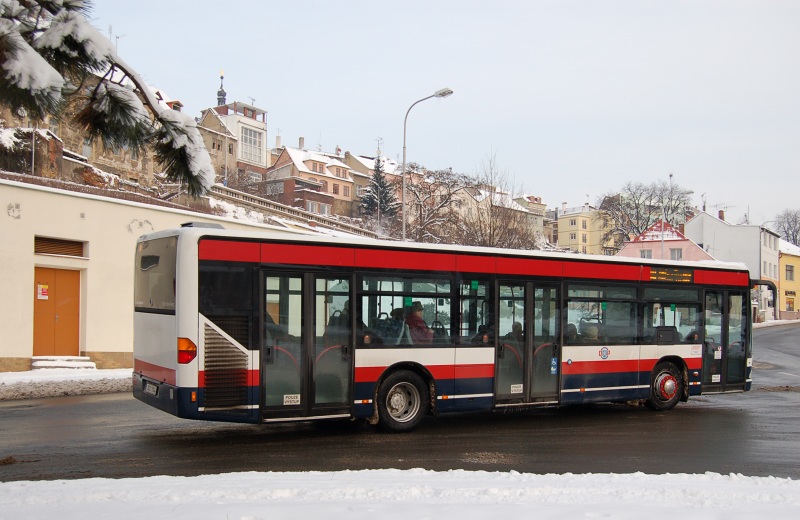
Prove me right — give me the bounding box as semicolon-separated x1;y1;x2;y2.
401;87;454;241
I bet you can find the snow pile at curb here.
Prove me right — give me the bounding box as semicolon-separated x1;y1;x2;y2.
0;369;132;401
1;469;799;519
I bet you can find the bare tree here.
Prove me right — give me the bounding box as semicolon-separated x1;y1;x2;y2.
597;180;693;246
404;165;471;243
775;209;800;246
453;154;539;249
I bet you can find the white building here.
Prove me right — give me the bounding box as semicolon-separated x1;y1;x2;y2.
684;211;780;321
0;178;302;372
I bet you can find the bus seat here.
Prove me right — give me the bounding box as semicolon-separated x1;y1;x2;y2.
397;323;413;345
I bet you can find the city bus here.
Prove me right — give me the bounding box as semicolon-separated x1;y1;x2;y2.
133;223;755;432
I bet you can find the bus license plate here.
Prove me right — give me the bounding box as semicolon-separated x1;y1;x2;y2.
144;382;159;396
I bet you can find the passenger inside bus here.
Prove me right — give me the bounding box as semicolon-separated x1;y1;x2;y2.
505;321;524;343
405;301;433;343
582;324;599;343
565;323;578;343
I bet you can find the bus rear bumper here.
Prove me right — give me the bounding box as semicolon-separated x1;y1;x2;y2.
132;373;181;417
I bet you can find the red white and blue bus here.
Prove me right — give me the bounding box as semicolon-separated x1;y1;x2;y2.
133;223;754;432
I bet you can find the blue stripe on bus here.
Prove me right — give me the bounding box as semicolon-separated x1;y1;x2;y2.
561;387;648;405
562;371;642;391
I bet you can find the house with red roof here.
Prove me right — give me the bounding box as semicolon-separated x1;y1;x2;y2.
616;220;714;261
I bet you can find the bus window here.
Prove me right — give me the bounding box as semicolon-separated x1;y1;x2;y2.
359;275;452;345
134;236;177;312
460;279;491;344
727;293;747;384
566;284;636;345
642;302;701;344
262;275;303;408
199;264;254;348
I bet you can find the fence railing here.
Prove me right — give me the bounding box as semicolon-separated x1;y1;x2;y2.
208;184;377;238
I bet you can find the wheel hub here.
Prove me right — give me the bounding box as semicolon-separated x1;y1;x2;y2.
389;391;407;413
656;373;677;400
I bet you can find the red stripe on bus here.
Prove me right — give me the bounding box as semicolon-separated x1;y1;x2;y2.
455;253;495;273
496;257;562;277
695;269;750;287
354;364;490;383
456;363;495;379
561;359;640;375
355;249;456;271
640;357;703;372
199;240;260;263
265;243;355;267
355;366;386;383
134;358;176;386
198;369;259;388
563;261;643;281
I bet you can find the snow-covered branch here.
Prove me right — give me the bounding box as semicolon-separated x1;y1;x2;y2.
0;0;215;195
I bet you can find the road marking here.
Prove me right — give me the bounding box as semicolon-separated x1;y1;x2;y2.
778;372;800;378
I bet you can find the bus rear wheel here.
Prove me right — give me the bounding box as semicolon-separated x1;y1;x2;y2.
647;361;683;411
377;370;429;432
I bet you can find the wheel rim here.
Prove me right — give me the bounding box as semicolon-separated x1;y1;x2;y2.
385;382;420;423
654;372;678;401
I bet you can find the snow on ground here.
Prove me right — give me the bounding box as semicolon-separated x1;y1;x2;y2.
1;468;798;519
1;319;798;519
0;368;131;400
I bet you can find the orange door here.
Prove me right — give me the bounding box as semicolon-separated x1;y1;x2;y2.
33;268;80;356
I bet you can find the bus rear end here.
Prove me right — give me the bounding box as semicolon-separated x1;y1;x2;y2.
132;232;192;418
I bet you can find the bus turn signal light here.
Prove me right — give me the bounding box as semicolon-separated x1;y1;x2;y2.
177;338;197;364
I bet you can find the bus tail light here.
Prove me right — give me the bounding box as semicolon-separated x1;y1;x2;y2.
177;338;197;364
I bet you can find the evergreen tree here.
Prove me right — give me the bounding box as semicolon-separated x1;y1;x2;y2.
0;0;214;195
361;156;399;222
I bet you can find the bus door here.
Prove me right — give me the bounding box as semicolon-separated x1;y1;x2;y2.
702;290;748;392
260;273;353;420
496;282;560;404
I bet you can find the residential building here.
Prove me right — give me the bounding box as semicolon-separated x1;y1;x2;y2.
555;203;614;255
684;211;780;321
779;240;800;320
342;152;400;217
197;81;268;190
266;141;355;216
513;195;550;243
0;83;162;191
616;220;714;262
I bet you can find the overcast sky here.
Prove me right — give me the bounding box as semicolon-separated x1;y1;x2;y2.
91;1;800;227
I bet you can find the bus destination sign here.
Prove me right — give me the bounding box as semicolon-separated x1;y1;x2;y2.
649;266;694;283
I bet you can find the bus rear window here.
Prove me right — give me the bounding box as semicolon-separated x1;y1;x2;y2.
134;236;177;312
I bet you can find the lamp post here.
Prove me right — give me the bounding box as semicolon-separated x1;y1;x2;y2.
401;87;454;241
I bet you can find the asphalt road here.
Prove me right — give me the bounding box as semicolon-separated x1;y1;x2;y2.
1;324;798;482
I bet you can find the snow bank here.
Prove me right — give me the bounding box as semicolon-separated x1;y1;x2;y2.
0;469;798;519
0;368;131;401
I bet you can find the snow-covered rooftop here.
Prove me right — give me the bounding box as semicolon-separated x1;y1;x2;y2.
780;238;800;256
632;220;687;242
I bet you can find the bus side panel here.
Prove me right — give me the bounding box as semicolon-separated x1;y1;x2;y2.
639;344;704;397
352;347;494;417
560;345;646;405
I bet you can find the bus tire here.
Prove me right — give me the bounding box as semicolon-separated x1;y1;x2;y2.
377;370;429;432
647;361;683;411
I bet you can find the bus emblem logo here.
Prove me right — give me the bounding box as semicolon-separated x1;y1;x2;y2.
599;347;611;360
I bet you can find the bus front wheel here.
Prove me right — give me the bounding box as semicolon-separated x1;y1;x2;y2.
377;370;429;432
647;361;683;411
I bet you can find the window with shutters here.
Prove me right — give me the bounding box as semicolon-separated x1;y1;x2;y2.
34;237;86;258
